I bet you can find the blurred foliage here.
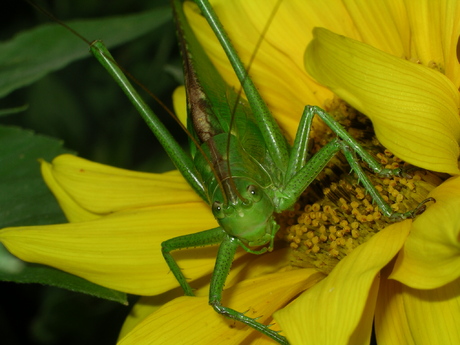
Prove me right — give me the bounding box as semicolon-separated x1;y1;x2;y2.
2;0;185;171
0;0;185;344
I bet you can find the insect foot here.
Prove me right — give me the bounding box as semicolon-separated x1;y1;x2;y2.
276;152;445;276
376;166;404;178
388;197;436;221
210;300;289;345
385;163;423;180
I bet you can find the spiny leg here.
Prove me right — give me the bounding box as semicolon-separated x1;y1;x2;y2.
339;141;434;219
162;227;225;296
307;105;434;219
209;235;289;345
285;101;314;182
280;105;431;219
308;105;404;177
280;137;342;211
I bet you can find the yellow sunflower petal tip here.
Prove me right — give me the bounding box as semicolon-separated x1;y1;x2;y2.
391;175;460;289
305;28;460;175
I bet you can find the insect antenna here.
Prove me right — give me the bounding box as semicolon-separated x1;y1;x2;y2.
26;1;89;45
224;0;283;203
27;0;227;202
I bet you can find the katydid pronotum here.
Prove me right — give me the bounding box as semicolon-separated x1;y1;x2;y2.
36;0;431;343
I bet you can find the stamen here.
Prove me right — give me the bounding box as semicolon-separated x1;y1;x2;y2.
275;97;445;274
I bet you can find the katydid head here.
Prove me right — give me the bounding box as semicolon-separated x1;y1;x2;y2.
211;178;278;251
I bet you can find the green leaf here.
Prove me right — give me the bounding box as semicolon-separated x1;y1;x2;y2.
0;105;29;117
0;126;70;227
0;125;127;304
0;7;172;98
0;257;127;304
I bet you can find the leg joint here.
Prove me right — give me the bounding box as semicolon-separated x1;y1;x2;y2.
210;299;233;318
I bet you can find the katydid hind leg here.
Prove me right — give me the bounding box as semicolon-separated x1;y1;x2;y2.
162;227;225;296
209;235;289;345
89;41;207;202
192;0;290;171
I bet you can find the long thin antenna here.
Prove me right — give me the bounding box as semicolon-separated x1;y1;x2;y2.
225;0;284;201
28;0;227;202
27;0;91;45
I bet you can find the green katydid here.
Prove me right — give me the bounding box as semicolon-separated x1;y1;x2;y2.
37;0;431;343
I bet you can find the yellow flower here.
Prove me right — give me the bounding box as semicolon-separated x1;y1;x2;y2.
128;0;460;343
188;0;460;175
275;177;460;344
178;0;460;343
1;1;460;345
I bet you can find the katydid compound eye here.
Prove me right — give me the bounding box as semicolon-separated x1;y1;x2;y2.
212;201;224;219
247;184;261;201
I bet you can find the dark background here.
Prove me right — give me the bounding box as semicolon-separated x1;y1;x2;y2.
1;1;183;344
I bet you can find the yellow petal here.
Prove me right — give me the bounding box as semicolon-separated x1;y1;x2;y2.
42;154;201;222
275;220;411;345
404;0;460;88
119;293;182;340
0;203;219;295
305;27;460;174
375;266;415;345
400;279;460;344
185;0;339;141
40;158;100;223
217;247;294;292
119;247;295;339
343;0;408;56
172;86;187;128
376;265;460;344
118;268;322;344
390;175;460;289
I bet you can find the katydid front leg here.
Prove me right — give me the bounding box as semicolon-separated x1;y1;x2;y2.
209;235;289;345
161;227;225;296
162;230;288;344
278;105;432;220
307;106;434;219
